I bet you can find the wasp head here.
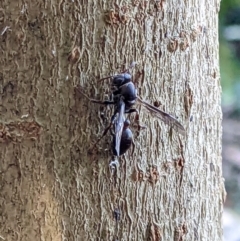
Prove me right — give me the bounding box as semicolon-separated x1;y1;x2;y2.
112;73;131;86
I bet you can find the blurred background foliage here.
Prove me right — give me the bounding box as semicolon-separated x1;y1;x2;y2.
220;3;240;238
220;0;240;109
212;2;240;239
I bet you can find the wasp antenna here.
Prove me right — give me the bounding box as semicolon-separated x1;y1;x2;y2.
124;61;137;73
75;86;90;100
129;61;137;69
99;75;114;82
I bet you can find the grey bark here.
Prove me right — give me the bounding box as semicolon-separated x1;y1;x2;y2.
0;0;224;241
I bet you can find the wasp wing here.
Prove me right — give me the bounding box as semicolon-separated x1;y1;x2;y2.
137;97;185;135
113;100;126;156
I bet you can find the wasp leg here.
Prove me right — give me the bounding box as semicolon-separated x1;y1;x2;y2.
88;123;112;154
89;110;119;154
75;86;115;105
126;108;146;136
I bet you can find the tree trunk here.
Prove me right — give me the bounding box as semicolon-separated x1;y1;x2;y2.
0;0;224;240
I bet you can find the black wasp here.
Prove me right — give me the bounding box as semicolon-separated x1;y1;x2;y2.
75;65;185;165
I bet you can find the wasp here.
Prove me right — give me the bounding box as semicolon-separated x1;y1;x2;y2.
75;64;185;165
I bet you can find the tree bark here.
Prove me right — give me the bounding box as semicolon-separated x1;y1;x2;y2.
0;0;224;240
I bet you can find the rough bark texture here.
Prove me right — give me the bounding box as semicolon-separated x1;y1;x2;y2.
0;0;224;241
